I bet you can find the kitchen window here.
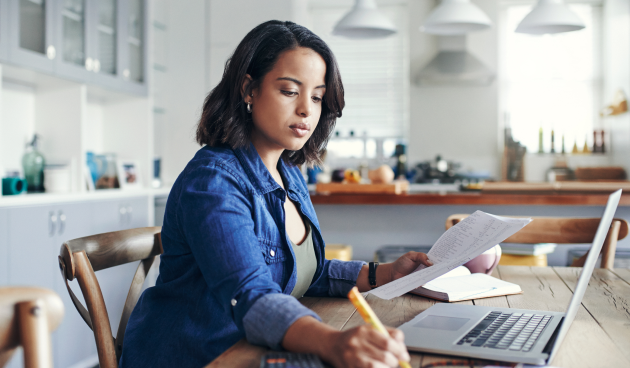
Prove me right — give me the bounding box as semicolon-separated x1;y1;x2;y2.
499;2;602;154
309;2;409;159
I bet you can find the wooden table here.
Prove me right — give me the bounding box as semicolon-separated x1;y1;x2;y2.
206;266;630;368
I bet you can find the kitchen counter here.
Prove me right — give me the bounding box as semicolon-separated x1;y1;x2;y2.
311;182;630;206
311;192;630;206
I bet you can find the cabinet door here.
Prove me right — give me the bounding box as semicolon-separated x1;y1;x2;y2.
6;205;55;368
119;0;148;95
51;202;98;368
0;209;8;285
7;205;56;289
9;0;56;73
125;196;149;229
91;199;126;233
54;0;94;82
91;0;122;89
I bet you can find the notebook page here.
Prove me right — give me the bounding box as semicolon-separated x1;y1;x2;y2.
369;211;531;300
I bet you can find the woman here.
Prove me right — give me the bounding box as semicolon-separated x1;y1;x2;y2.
120;20;432;368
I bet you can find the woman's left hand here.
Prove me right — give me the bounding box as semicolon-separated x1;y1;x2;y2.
390;252;433;281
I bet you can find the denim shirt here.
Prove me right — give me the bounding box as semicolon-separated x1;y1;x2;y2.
119;144;366;368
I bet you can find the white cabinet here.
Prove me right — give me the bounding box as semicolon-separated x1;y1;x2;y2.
91;196;148;234
6;202;93;368
3;195;150;368
6;0;148;95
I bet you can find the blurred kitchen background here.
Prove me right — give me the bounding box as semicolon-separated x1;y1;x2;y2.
1;1;630;366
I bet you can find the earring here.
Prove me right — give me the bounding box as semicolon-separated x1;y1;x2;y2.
246;102;252;113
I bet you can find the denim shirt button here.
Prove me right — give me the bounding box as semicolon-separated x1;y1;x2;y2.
231;299;237;307
270;250;275;257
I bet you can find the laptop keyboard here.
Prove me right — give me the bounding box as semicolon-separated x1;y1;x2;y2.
456;311;552;352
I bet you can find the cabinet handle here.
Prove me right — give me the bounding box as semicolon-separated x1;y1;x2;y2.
58;211;66;235
94;59;101;73
49;211;57;237
85;57;94;71
120;206;127;225
46;45;56;60
127;206;133;224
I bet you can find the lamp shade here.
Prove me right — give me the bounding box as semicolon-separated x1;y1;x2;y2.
515;0;585;35
333;0;397;39
421;0;492;35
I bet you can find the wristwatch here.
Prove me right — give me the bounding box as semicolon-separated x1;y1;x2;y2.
368;262;379;288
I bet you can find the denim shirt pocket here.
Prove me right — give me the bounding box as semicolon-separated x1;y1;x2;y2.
258;238;286;264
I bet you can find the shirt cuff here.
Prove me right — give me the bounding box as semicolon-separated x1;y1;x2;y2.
328;259;367;297
242;293;321;350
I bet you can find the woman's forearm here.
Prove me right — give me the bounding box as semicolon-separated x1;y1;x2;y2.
281;316;337;357
355;263;393;292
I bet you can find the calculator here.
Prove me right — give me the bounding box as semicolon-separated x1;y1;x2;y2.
259;352;325;368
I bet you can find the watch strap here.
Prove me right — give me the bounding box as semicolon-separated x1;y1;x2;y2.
368;262;379;288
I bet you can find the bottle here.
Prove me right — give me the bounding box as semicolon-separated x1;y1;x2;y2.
601;131;606;153
538;127;544;153
593;131;599;153
561;134;565;154
394;144;407;180
582;135;591;154
22;134;46;193
550;129;555;153
572;139;579;154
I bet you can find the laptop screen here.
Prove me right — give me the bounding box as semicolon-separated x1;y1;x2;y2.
548;189;622;362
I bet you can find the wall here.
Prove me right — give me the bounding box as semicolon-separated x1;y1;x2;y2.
154;0;208;186
604;0;630;173
408;0;500;177
207;0;308;89
0;81;35;175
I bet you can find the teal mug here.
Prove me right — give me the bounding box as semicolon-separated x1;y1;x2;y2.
2;177;27;195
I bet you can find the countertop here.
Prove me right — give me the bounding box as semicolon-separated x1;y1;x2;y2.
311;182;630;206
310;192;630;206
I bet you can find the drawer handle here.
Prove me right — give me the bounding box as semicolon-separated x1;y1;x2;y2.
127;206;133;224
58;211;66;235
49;211;57;237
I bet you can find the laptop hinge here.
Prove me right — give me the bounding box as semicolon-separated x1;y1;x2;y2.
543;317;564;354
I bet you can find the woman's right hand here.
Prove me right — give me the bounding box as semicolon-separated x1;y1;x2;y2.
322;325;410;368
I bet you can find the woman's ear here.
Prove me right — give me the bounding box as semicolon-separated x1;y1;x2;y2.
241;74;254;102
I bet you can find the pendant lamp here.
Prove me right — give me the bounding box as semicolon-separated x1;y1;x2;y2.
515;0;585;35
333;0;397;39
421;0;492;35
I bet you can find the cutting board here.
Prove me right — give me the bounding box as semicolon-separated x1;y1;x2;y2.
316;181;409;195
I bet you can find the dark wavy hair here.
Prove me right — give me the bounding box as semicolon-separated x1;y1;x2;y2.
196;20;344;166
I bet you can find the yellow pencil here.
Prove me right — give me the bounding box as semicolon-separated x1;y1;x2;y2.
347;286;412;368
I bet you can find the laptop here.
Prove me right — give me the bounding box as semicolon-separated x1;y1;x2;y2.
398;189;622;366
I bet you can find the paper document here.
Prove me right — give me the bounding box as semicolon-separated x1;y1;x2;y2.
369;211;531;300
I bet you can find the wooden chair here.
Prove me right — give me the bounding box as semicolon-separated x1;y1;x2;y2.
0;287;64;368
57;227;162;368
445;215;629;270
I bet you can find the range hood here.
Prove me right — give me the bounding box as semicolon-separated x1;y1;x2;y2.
416;36;495;86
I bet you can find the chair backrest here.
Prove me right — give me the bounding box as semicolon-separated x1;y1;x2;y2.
0;287;64;368
57;227;162;368
445;215;629;269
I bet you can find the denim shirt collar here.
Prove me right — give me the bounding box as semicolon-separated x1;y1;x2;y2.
233;143;306;199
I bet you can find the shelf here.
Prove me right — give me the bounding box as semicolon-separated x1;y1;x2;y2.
0;186;171;208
